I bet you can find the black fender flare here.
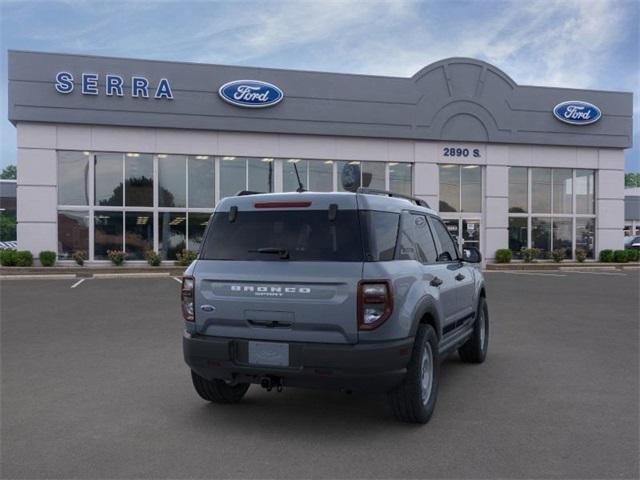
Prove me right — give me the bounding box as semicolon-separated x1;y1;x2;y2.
409;295;443;339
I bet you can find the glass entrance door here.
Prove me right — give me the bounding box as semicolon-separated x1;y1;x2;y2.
441;218;481;254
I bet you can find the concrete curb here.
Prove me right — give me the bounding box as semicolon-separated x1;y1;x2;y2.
0;266;186;278
486;262;638;271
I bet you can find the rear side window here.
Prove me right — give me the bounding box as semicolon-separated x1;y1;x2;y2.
201;210;363;261
360;211;399;261
429;217;459;262
397;213;438;263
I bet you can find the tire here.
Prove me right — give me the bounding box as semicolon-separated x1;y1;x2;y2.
458;296;489;364
191;371;250;404
387;324;440;424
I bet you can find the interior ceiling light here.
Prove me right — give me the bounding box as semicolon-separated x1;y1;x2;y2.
222;156;236;161
195;155;209;160
288;159;300;163
463;165;479;169
324;160;334;164
262;158;274;162
349;161;360;165
126;153;140;157
157;154;167;159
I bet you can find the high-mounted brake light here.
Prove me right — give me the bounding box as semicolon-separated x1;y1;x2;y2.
181;276;195;322
357;280;393;330
254;201;312;208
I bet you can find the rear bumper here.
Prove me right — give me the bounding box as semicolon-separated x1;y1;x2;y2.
183;332;414;393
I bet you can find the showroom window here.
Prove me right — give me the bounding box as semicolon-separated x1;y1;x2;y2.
508;168;596;259
56;152;413;261
438;164;482;213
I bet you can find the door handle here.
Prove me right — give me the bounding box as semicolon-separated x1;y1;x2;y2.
455;273;465;281
430;277;443;287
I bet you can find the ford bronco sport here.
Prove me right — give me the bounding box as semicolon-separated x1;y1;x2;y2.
182;189;488;423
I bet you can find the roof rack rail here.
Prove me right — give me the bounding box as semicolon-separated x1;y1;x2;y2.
236;190;265;196
356;187;430;209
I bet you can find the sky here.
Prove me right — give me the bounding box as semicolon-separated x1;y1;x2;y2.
0;0;638;172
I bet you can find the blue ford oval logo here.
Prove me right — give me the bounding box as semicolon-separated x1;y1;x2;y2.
218;80;284;108
553;101;601;125
200;305;215;312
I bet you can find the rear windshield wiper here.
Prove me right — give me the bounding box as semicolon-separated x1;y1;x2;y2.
248;247;290;260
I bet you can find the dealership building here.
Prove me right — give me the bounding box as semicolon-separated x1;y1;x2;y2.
7;50;633;262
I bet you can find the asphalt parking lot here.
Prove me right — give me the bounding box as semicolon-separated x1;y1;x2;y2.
1;270;638;479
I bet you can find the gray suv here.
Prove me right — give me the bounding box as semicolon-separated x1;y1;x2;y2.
182;189;488;423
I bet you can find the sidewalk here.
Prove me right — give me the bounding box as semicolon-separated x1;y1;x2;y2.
486;262;639;271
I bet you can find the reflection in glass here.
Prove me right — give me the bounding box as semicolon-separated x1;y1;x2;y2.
220;157;246;199
461;165;482;212
58;151;90;205
389;163;412;195
552;217;572;258
531;168;551;213
94;211;123;259
442;219;460;247
58;211;89;258
552;169;572;214
188;156;215;208
159;212;186;260
248;158;273;193
531;217;551;256
362;162;385;190
125;212;153;260
576;170;595;214
158;155;186;207
188;212;211;252
439;165;459;212
309;160;333;192
508;217;527;258
283;160;307;192
125;154;153;206
95;153;123;206
576;218;595;258
508;167;528;213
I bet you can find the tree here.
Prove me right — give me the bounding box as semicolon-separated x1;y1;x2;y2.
0;165;16;180
625;172;640;188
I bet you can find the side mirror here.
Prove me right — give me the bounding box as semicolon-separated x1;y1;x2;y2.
462;247;482;263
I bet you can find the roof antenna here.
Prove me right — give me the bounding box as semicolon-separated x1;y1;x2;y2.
293;162;306;192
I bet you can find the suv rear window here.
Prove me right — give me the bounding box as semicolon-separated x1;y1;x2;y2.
201;210;364;261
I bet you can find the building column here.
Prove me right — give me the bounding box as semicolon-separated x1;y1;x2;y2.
484;164;509;262
16;123;58;259
414;142;438;209
596;149;625;253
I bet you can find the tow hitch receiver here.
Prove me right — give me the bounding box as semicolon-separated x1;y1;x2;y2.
260;376;284;392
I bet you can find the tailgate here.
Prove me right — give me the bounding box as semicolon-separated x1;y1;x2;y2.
193;260;362;344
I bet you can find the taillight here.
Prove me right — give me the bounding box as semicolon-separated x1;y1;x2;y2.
357;280;393;330
181;276;195;322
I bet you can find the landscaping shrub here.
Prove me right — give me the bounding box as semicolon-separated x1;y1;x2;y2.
15;250;33;267
626;249;639;262
551;249;565;263
39;250;56;267
0;249;17;266
145;250;161;266
495;249;512;263
72;250;87;266
599;249;614;262
521;248;541;263
107;250;127;266
575;249;587;263
176;249;197;266
613;250;628;263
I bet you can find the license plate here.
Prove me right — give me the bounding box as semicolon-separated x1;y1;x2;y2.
248;341;289;367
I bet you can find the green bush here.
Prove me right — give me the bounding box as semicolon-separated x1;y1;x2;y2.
613;250;628;263
495;249;512;263
176;249;197;266
39;250;57;267
145;250;161;266
599;249;614;262
626;249;639;262
575;249;587;263
107;250;127;266
15;250;33;267
72;250;87;266
551;249;565;263
521;248;541;263
0;249;17;266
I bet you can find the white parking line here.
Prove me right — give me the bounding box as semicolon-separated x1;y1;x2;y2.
70;278;86;288
567;270;627;276
173;276;182;283
496;271;567;277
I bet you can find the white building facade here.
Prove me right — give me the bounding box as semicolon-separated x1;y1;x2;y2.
8;51;633;262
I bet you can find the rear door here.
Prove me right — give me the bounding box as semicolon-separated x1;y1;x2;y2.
193;196;363;344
